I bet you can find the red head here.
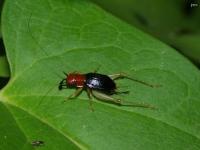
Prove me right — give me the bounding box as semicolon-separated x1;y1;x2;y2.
66;73;86;88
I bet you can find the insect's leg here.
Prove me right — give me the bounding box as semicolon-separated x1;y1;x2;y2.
86;88;92;99
91;90;121;105
91;90;156;109
108;73;125;80
108;73;158;88
64;87;83;102
86;88;94;111
114;91;130;95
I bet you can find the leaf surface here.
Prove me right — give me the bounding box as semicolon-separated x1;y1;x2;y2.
1;0;200;149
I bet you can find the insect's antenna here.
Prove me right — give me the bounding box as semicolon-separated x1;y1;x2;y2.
27;13;50;58
63;71;68;77
27;13;64;80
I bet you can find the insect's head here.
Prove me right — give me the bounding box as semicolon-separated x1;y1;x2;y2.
59;72;85;90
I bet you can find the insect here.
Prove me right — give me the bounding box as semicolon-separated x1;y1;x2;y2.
31;140;44;147
59;71;157;109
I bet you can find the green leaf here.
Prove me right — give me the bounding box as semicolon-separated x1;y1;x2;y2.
1;0;200;149
0;56;10;77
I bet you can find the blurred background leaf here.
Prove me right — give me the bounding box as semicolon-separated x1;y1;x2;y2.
93;0;200;65
0;55;10;77
0;0;10;90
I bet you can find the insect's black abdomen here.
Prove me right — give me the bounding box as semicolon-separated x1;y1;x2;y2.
85;73;116;94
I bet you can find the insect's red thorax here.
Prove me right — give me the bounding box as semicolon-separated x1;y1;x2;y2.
66;73;86;87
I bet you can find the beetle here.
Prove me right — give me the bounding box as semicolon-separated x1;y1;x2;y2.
59;71;157;109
